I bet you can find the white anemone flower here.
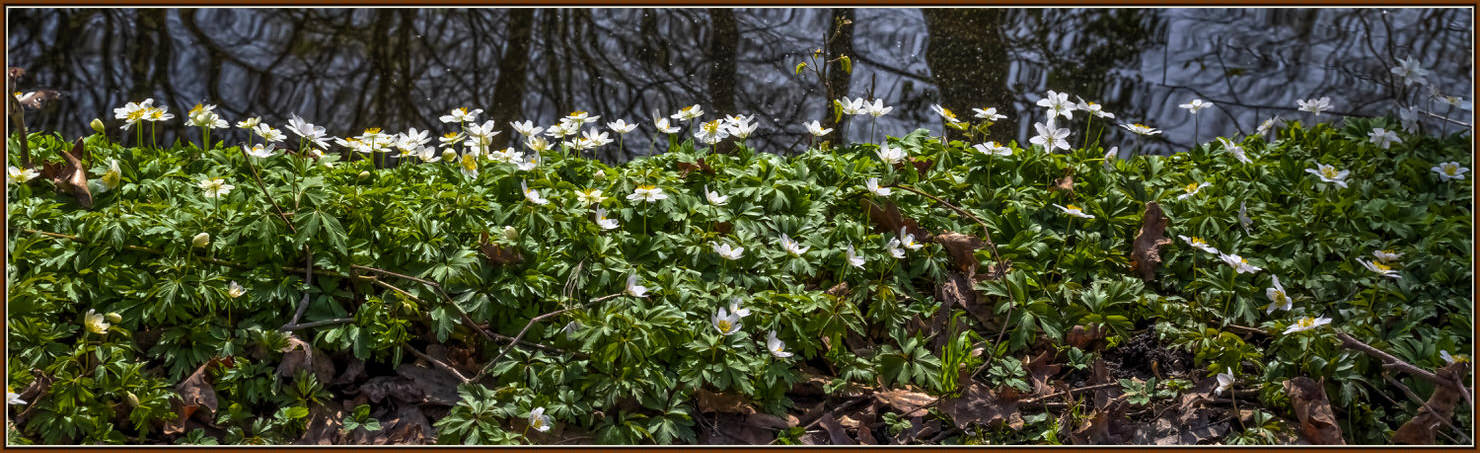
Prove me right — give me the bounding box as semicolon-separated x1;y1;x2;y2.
845;244;866;268
509;120;542;137
713;242;745;260
929;104;960;123
8;166;40;185
865;178;892;197
1029;122;1070;152
1178;99;1212;115
1176;182;1212;200
439;107;483;124
897;227;924;251
704;185;729;206
1265;275;1291;314
865;99;893;118
1390;57;1430;86
228;281;247;299
672;105;705;121
1035;90;1075;120
712;307;743;336
1372;249;1402;263
1178;235;1220;255
1359;258;1400;279
245;143;276;159
625;274;649;297
84;309;110;335
576;188;606;206
728;298;752;319
528;407;552;432
198;177;234;198
627;185;667;203
594;207;619;231
7;391;25;406
1053;203;1095;219
1297;97;1333;117
1304;164;1349;188
1432;161;1469;181
459;153;479;178
1367;128;1402;149
973;107;1008;121
693;119;730;145
1075;98;1114;119
285;115;330;149
973;142;1012;156
252;123;286;143
1283;315;1332;335
653;115;681;134
804;120;832;137
1255;115;1283;138
766;331;793;358
606;119;638;134
780;234;809;257
1214;368;1235;395
876;145;907;165
1219;253;1262;274
1216;137;1252;164
520;180;548;205
887;237;907;259
1120;122;1162;136
839;97;867;116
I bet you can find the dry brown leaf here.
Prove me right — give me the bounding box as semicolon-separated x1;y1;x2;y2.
277;336;336;384
860;198;928;240
39;138;93;208
934;231;984;274
696;388;755;415
375;404;434;445
700;413;775;445
874;388;936;418
1050;172;1075;194
1393;362;1470;444
1066;324;1107;349
1023;350;1063;397
675;158;714;177
357;375;426;405
1070;392;1131;444
166;357;232;435
940;380;1023;431
1129;202;1171;282
478;232;524;265
817;413;857;445
933;271;993;337
295;405;346;445
1283;377;1345;445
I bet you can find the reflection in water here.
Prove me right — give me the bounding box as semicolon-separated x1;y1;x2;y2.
7;8;1472;160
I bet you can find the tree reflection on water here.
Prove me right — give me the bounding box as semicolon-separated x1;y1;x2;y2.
7;8;1472;159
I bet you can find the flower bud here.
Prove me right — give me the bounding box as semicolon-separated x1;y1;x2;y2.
105;312;122;323
192;232;211;248
441;149;458;163
125;392;140;407
502;226;519;241
90;118;105;134
358;170;371;179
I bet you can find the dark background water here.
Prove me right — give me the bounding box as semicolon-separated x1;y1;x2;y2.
6;8;1473;159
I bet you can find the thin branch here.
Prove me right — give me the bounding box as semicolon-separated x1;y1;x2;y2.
402;343;470;384
1337;331;1472;407
282;317;352;331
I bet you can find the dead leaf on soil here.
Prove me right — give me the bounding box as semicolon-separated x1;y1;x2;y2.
357;375;426;405
860;198;928;240
1070;392;1131;444
934;231;984;274
676;158;714;177
1129;202;1172;282
295;404;346;445
478;232;524;265
1067;324;1108;350
1283;377;1345;445
396;362;462;406
817;412;857;445
277;335;336;384
940;380;1023;431
1023;350;1063;397
696;389;755;415
1393;362;1470;444
875;388;936;418
166;357;233;436
39;138;93;208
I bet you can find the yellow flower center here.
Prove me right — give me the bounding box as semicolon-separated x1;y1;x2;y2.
364;128;382;135
454;108;468;115
531;418;544;429
716;320;731;332
941;108;957;120
190;103;204;115
703;120;722;133
443;132;459;139
1185;183;1200;193
1321;167;1338;179
460;155;477;171
570;110;586;117
1372;260;1391;271
1297;318;1314;328
638;185;656;191
1066;204;1081;211
1443;164;1459;175
1189;237;1205;245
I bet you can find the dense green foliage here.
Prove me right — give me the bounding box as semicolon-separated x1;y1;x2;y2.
6;118;1472;445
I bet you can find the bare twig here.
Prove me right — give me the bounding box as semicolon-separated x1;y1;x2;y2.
282;317;353;331
1336;332;1472;407
403;344;470;384
284;247;314;329
1384;374;1472;444
486;308;576;366
1020;382;1121;405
